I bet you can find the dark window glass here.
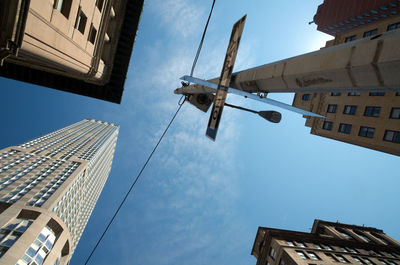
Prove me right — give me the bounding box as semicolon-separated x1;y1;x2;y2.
338;123;352;134
327;104;337;113
359;126;375;138
296;250;308;259
55;0;72;18
348;91;360;96
96;0;104;11
75;8;87;34
337;254;350;263
302;94;310;101
345;35;356;42
331;92;342;96
387;22;400;31
364;29;378;37
396;92;400;96
307;252;321;260
364;106;381;117
384;130;400;143
390;108;400;119
343;105;357;115
323;121;333;130
88;24;97;44
369;92;385;96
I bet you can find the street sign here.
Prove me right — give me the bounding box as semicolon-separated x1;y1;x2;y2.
180;75;326;118
206;15;247;141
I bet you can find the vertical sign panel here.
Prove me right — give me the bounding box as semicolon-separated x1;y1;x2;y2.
206;15;246;141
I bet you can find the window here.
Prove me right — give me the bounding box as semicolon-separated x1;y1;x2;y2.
383;130;400;143
327;104;337;113
364;29;378;37
387;22;400;31
88;24;97;44
331;92;342;96
338;123;352;134
396;92;400;96
390;108;400;119
307;252;321;260
96;0;104;11
54;0;72;18
364;106;381;117
340;247;348;252
75;8;87;34
353;257;365;264
348;248;358;253
323;121;333;131
314;244;322;249
286;241;295;246
359;127;375;138
343;105;357;115
353;230;371;242
345;35;356;42
296;250;308;259
297;242;306;248
302;94;311;101
269;247;276;260
369;92;385;96
348;91;361;96
379;260;388;265
323;244;333;250
337;254;350;263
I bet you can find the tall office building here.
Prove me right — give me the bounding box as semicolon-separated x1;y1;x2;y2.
0;119;119;265
292;0;400;156
0;0;144;103
252;219;400;265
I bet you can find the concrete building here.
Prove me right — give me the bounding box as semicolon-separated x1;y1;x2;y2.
0;119;119;264
0;0;144;103
252;219;400;265
292;0;400;156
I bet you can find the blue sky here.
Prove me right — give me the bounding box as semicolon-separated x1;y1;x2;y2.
1;0;399;264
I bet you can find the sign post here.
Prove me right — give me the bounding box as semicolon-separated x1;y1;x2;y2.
206;15;246;141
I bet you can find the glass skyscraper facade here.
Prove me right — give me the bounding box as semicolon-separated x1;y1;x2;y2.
0;119;119;265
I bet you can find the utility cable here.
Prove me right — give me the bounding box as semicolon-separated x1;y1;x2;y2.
190;0;216;77
84;97;186;265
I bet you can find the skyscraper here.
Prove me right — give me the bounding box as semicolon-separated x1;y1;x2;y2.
252;219;400;265
0;119;119;265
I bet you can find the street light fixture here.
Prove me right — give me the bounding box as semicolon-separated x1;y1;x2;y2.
224;103;282;123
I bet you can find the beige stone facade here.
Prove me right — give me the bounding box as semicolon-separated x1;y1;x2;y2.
293;12;400;156
0;0;144;103
252;220;400;265
0;119;119;265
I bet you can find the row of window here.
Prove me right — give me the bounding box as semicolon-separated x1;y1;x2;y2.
296;250;398;265
323;4;399;34
301;92;399;101
54;1;99;44
285;240;400;258
54;0;104;19
322;122;400;143
345;20;400;42
326;105;400;119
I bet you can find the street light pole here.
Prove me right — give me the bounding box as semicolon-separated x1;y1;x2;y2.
224;103;282;123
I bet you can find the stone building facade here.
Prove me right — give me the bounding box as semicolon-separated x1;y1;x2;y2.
252;220;400;265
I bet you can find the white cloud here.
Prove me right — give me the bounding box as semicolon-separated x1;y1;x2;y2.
151;0;205;38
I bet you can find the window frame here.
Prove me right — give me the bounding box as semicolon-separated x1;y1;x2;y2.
359;126;375;138
338;123;352;134
343;105;357;115
364;106;381;117
390;108;400;119
327;104;338;113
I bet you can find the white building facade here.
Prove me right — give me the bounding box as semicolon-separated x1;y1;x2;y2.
0;119;119;265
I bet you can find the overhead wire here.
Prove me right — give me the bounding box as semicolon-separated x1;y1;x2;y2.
84;0;217;263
